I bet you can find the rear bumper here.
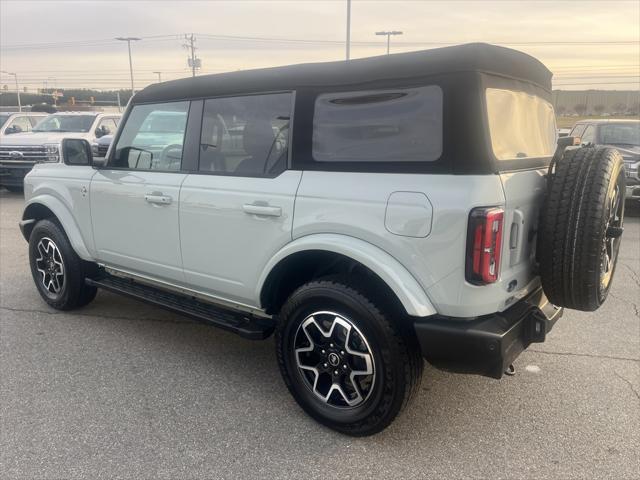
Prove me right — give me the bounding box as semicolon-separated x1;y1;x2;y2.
413;287;563;379
626;185;640;200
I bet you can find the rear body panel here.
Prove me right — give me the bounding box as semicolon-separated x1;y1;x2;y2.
293;167;546;319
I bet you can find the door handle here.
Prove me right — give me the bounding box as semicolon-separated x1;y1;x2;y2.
145;193;172;205
242;203;282;217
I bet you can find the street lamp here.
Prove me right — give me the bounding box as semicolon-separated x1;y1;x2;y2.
1;70;21;112
115;37;141;95
153;71;162;83
346;0;352;60
375;31;403;55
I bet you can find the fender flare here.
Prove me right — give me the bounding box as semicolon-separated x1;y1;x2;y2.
22;194;92;261
257;234;437;317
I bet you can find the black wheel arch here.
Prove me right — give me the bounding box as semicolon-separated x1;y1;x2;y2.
260;250;406;318
21;203;57;241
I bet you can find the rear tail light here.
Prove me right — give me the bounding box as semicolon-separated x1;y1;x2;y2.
466;207;504;285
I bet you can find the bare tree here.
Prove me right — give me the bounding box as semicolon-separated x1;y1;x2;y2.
556;105;567;115
613;103;627;114
574;104;587;115
593;104;606;115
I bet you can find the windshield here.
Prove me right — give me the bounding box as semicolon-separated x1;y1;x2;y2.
139;112;187;133
0;114;10;128
600;123;640;147
33;115;96;133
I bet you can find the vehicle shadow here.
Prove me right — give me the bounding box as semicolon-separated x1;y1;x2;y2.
68;290;510;444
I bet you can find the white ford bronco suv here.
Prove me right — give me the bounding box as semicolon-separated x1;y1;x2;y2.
19;44;625;436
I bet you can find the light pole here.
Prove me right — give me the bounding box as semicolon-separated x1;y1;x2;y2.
153;71;162;83
1;70;21;112
346;0;351;60
115;37;141;95
375;30;403;55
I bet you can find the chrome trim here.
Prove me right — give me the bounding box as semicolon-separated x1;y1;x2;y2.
101;265;271;318
0;160;37;165
0;145;48;162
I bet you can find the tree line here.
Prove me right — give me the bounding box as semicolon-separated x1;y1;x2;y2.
0;89;133;108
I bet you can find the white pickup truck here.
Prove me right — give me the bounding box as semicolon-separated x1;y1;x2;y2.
0;112;120;191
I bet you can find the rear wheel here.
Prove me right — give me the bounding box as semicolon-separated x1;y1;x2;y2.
275;278;422;436
538;146;625;311
29;219;97;310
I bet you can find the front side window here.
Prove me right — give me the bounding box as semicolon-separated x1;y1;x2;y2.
28;116;44;127
486;88;556;161
199;92;292;176
312;85;443;163
32;115;96;133
6;116;32;134
569;124;587;139
600;123;640;147
112;102;189;171
581;125;596;145
96;118;118;137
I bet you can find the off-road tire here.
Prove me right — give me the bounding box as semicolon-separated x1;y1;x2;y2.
538;146;625;311
275;277;423;436
29;219;98;310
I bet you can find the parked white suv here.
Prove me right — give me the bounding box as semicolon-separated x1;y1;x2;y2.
0;111;120;190
19;44;625;435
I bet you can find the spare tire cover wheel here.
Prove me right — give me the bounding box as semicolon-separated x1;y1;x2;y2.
538;146;625;312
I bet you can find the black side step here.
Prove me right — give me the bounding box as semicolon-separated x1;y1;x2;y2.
85;274;274;340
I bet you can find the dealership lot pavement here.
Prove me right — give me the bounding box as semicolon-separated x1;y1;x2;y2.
1;189;638;480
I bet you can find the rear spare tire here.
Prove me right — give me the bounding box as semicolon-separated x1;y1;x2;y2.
538;146;625;311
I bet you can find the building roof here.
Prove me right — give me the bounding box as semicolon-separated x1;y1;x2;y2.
133;43;552;104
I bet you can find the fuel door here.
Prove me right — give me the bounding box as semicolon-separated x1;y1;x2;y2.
385;191;433;238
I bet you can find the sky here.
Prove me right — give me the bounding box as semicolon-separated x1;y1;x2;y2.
1;0;639;92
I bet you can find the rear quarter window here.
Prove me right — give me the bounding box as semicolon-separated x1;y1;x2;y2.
312;85;443;163
486;88;556;161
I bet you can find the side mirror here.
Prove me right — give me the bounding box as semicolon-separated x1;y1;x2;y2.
92;157;108;168
551;136;581;167
61;138;93;166
557;136;580;149
5;125;22;134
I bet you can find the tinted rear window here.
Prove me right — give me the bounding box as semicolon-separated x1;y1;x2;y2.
486;88;556;161
312;85;443;163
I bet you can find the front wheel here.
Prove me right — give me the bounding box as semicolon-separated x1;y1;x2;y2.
275;278;423;436
28;219;97;310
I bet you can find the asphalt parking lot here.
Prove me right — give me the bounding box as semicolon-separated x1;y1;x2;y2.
0;189;638;480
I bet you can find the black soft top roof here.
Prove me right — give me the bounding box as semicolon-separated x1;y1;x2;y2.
133;43;552;104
